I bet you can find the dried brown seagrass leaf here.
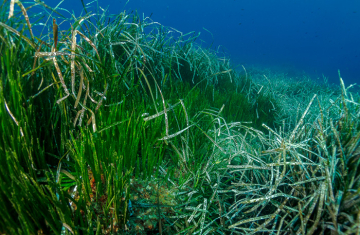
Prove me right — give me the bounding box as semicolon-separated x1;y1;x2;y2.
60;54;69;64
71;28;77;96
288;176;325;186
73;109;82;127
8;0;15;19
195;125;226;154
34;51;71;58
143;102;180;121
74;68;84;109
51;72;60;90
153;74;169;136
179;99;190;160
324;158;337;214
78;80;89;127
16;1;34;40
97;119;129;133
56;93;70;104
249;194;293;235
76;30;100;60
267;162;320;167
307;181;326;235
60;169;76;181
227;165;270;170
84;106;96;132
53;18;58;51
339;76;349;115
186;204;202;224
94;85;108;112
86;84;108;126
298;202;305;235
229;215;273;230
159;125;194;141
62;222;74;234
52;56;70;96
276;214;288;235
137;68;158;113
290;94;317;141
28;82;58;101
83;62;94;72
298;190;320;235
4;99;24;137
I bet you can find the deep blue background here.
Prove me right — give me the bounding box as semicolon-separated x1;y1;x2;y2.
40;0;360;86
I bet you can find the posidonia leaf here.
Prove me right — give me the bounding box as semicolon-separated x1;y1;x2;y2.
60;169;76;181
0;22;35;48
8;0;15;19
16;1;34;40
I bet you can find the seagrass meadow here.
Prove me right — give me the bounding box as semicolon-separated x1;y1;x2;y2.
1;0;360;234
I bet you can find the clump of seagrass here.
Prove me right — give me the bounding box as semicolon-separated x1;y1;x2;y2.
0;0;247;234
250;68;340;130
225;77;359;234
1;0;359;234
163;75;359;234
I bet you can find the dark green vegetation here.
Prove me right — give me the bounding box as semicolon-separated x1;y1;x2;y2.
1;1;359;234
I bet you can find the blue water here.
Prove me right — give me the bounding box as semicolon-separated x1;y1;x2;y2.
48;0;360;86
